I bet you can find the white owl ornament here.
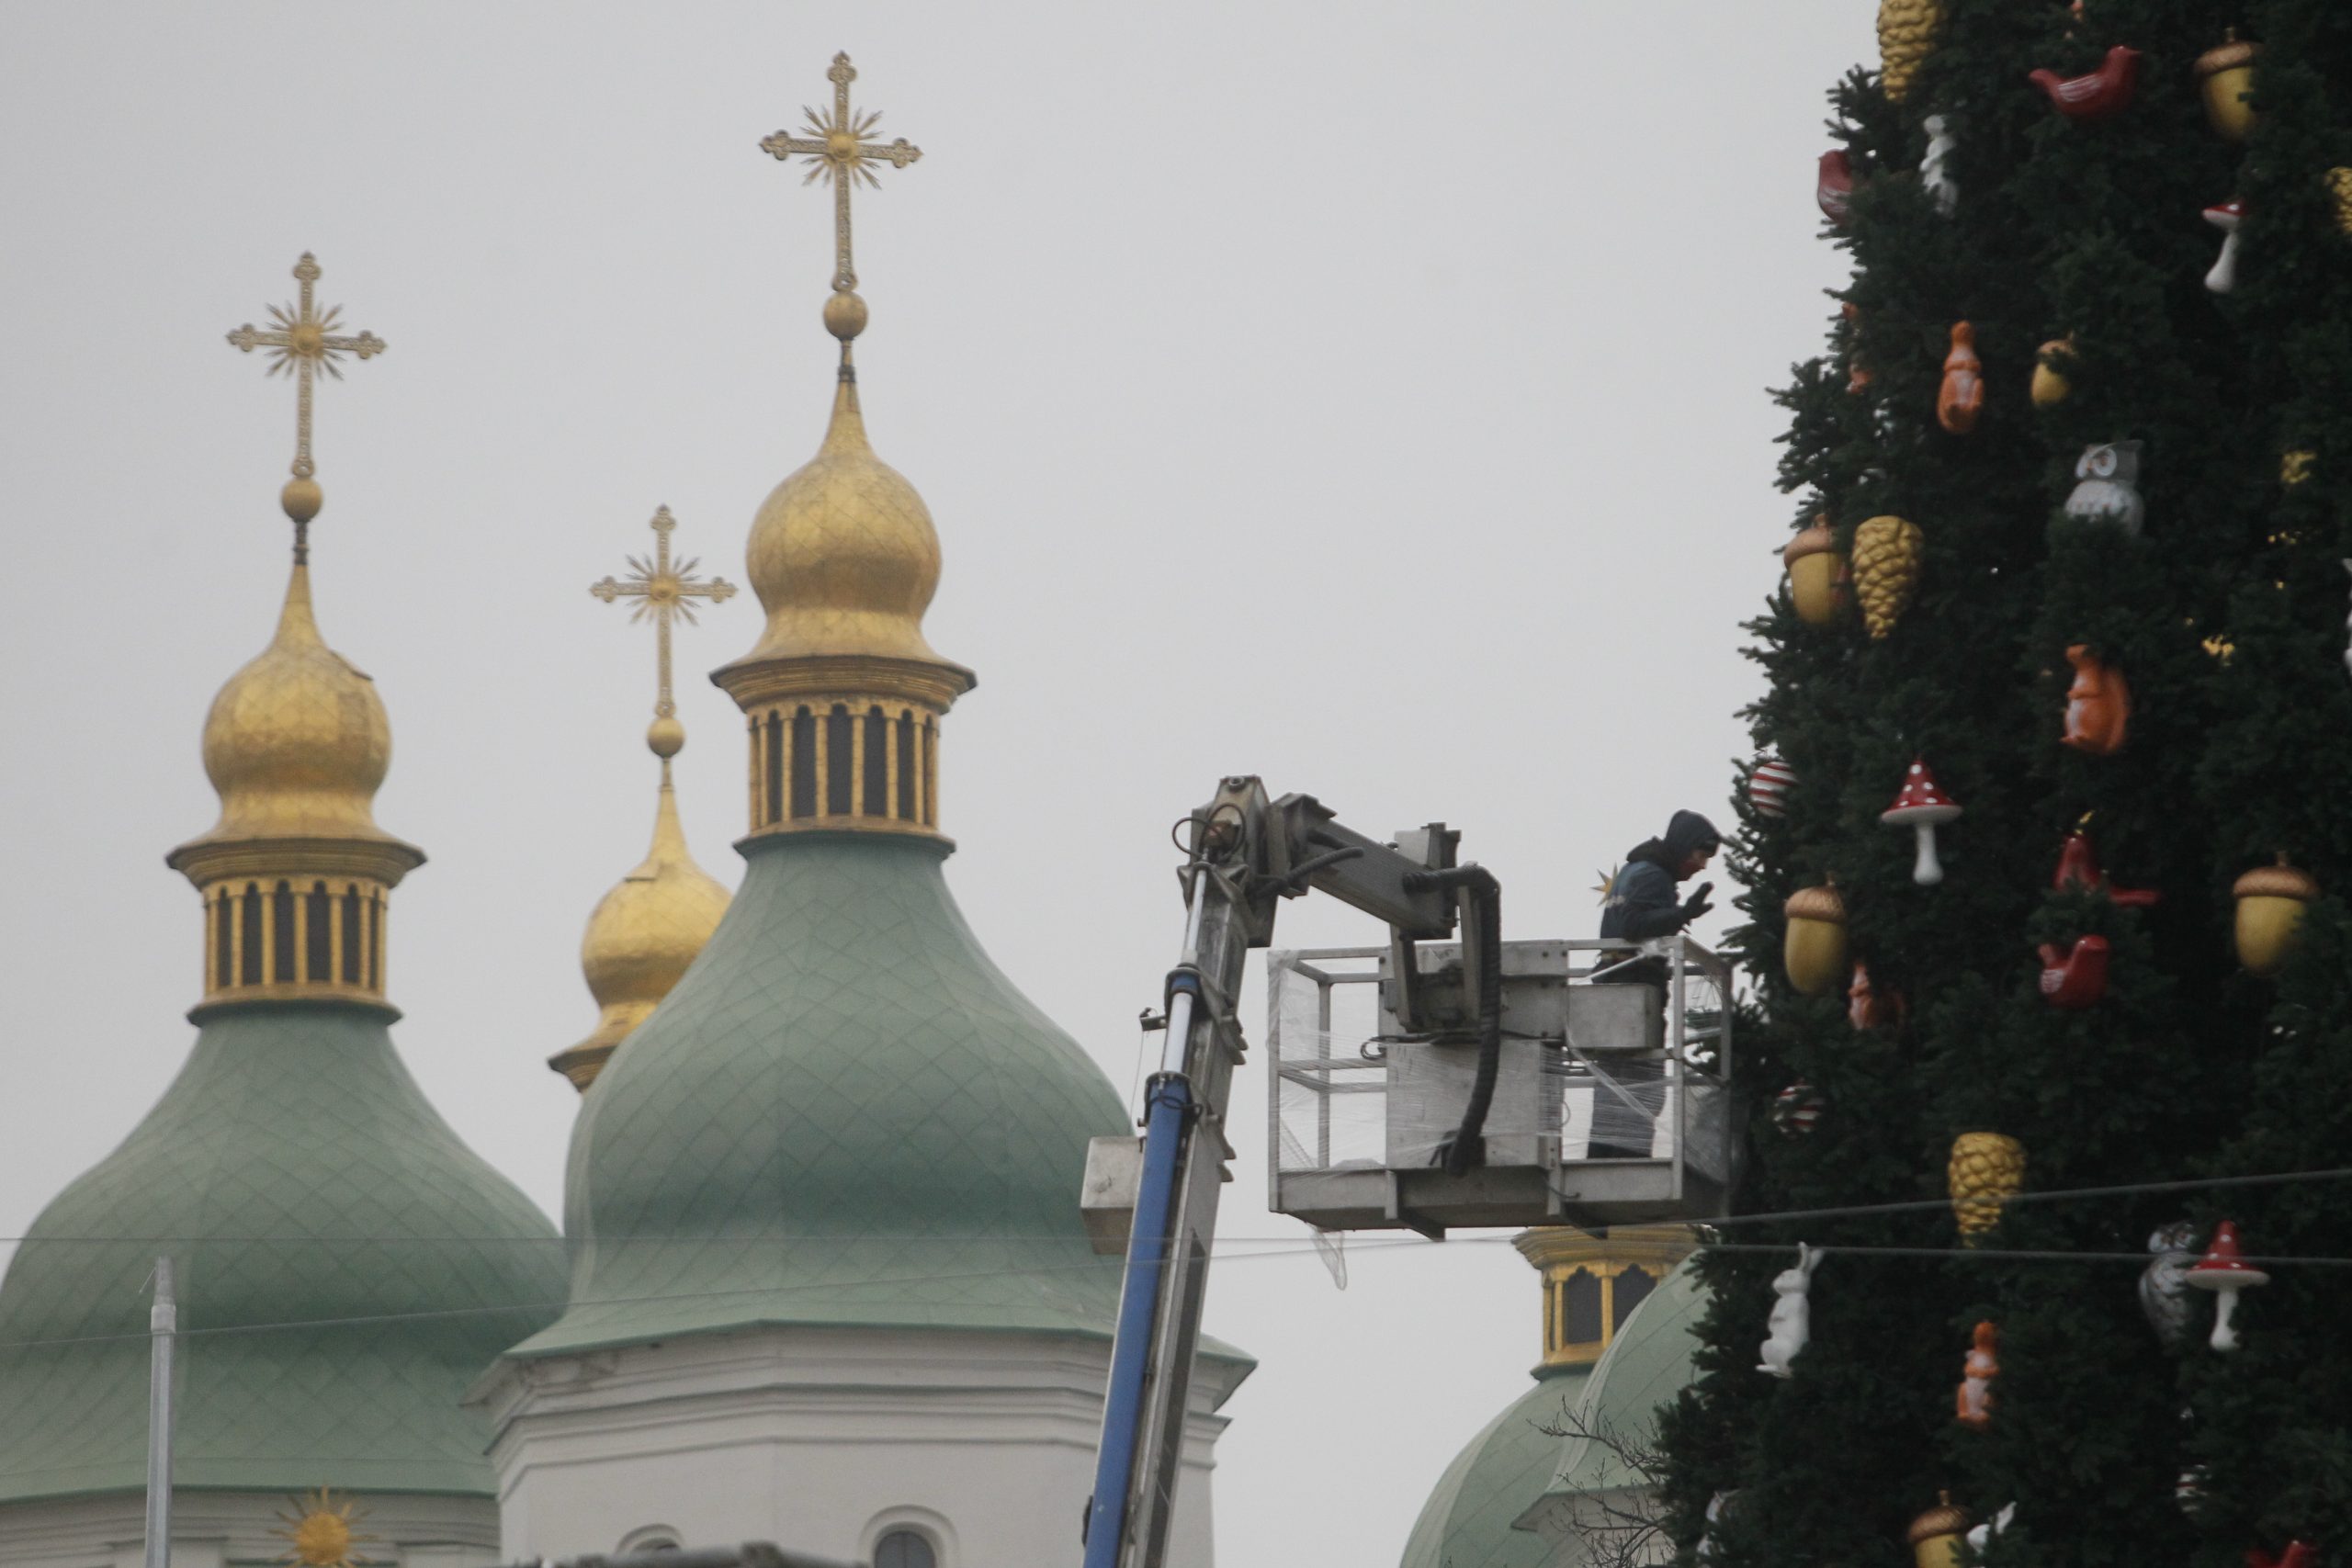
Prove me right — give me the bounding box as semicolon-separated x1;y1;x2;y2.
2065;441;2145;536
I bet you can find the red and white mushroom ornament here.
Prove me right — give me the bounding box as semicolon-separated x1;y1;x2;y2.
2186;1220;2267;1352
2205;197;2246;294
1882;760;1962;886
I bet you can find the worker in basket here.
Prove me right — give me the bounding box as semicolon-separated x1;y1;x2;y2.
1589;809;1718;1159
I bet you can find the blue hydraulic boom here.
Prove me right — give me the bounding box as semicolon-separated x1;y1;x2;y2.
1081;778;1487;1568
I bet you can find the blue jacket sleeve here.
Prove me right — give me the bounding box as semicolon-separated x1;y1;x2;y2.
1600;863;1687;942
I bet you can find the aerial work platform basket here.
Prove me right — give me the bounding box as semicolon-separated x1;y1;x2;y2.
1266;936;1737;1236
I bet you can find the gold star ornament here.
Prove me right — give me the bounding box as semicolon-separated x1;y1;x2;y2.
271;1487;379;1568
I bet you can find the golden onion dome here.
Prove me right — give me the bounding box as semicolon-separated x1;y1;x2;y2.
181;562;408;850
552;764;732;1089
736;376;947;666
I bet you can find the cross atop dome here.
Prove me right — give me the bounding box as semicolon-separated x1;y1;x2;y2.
760;51;922;355
224;252;386;555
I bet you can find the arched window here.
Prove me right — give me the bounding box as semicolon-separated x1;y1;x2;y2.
764;709;785;825
1561;1266;1603;1344
876;1529;937;1568
306;882;332;982
896;710;916;818
213;892;233;989
1612;1264;1657;1329
239;884;263;986
826;703;854;814
271;881;296;983
342;886;364;983
863;705;888;816
790;706;818;818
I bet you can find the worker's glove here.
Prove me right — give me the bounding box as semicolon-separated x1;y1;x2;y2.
1679;882;1716;926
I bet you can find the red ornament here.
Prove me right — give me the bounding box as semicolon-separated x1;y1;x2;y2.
1817;150;1854;224
2062;645;2131;755
2247;1545;2315;1568
2052;830;2160;907
1882;760;1962;886
2038;934;2110;1009
1938;322;1984;434
1750;756;1796;818
2030;45;2143;122
1771;1082;1825;1136
2187;1220;2269;1352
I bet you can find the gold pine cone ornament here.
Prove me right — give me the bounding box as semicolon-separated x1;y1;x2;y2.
1783;880;1849;997
1878;0;1945;103
1853;515;1924;638
2233;854;2319;976
1949;1132;2025;1243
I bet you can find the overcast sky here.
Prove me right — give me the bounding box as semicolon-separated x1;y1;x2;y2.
0;6;1873;1564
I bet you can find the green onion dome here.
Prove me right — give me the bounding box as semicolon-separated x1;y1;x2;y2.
0;1004;566;1501
514;831;1141;1356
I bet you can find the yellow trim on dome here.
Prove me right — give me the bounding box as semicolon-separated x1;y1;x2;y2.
1516;1225;1699;1371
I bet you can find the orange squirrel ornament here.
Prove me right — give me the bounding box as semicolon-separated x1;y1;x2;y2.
2062;644;2130;754
1938;322;1984;434
1956;1320;1998;1429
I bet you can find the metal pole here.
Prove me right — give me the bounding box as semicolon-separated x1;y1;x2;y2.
144;1256;175;1568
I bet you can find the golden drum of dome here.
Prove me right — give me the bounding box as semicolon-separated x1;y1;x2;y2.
551;768;731;1089
738;378;947;666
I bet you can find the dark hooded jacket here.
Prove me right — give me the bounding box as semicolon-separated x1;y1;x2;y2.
1599;810;1720;943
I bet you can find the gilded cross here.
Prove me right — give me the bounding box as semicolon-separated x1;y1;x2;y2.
225;254;386;544
591;507;738;733
760;51;922;295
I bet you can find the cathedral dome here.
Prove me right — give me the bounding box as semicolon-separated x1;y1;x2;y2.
734;378;947;667
1401;1370;1590;1568
185;564;406;847
514;831;1136;1354
0;1005;565;1501
552;766;732;1089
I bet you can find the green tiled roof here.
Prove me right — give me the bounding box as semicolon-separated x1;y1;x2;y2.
0;1003;565;1504
515;830;1164;1356
1400;1368;1589;1568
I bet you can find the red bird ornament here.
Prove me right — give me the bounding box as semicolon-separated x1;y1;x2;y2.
2030;45;2143;123
2039;934;2110;1010
1938;322;1984;434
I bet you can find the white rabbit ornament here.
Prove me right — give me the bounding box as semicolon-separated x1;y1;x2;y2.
1922;116;1959;216
1758;1243;1824;1379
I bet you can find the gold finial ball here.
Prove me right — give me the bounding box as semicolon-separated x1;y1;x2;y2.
281;477;324;524
823;288;869;342
647;716;687;758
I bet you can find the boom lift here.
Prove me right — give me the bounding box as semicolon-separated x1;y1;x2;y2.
1080;779;1735;1568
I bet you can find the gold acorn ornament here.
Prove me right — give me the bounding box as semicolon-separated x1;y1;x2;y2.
2232;854;2319;976
1783;517;1850;626
1908;1494;1972;1568
2194;31;2260;142
1853;515;1924;639
1877;0;1945;104
1948;1132;2025;1245
2031;335;2076;408
1783;879;1849;997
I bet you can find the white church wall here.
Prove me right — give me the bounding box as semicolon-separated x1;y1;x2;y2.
472;1324;1235;1567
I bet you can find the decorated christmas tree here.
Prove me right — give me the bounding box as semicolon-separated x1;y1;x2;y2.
1660;5;2352;1566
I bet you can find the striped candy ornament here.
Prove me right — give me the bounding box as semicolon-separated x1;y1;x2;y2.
1771;1081;1826;1136
1749;755;1796;818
